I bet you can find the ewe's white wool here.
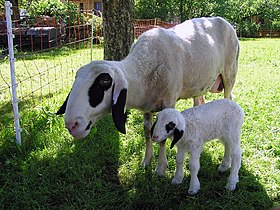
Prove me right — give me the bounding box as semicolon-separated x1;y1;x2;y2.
58;17;239;174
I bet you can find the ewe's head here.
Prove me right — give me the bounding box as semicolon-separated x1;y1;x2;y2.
57;61;127;139
151;108;186;149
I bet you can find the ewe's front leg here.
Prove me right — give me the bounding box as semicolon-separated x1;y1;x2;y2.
155;141;168;176
140;112;154;166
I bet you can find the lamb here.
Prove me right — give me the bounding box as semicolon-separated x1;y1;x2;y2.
151;99;244;195
56;17;239;174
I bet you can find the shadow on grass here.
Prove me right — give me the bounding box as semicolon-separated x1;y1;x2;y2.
0;95;274;209
120;148;273;209
0;113;125;209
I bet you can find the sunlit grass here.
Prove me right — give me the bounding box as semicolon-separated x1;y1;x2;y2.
0;39;279;209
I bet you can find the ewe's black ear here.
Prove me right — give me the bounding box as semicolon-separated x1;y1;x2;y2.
56;92;70;115
170;128;184;149
112;86;127;134
111;66;128;134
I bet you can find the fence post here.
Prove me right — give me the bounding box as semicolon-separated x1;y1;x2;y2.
91;9;94;61
5;1;22;145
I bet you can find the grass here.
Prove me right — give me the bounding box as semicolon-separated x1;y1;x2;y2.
0;38;279;209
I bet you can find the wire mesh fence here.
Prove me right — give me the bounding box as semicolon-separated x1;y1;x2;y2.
0;0;179;147
0;2;103;147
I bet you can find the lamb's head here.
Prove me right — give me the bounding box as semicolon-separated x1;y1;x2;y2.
151;108;186;149
57;61;128;139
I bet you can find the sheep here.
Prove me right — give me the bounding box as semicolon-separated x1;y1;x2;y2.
56;17;239;174
151;99;244;195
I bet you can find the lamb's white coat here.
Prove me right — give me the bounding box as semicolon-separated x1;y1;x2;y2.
152;99;244;194
58;17;239;172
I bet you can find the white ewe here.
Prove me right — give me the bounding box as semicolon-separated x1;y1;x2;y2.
57;17;239;174
151;99;244;195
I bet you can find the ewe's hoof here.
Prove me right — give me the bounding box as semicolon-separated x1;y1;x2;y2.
155;167;166;177
171;177;183;185
139;160;150;167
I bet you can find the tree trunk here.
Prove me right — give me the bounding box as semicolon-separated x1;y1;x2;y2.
102;0;134;61
10;0;20;20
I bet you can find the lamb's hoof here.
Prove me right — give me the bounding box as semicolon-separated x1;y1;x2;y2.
218;164;230;173
188;189;199;195
188;184;200;195
225;183;237;191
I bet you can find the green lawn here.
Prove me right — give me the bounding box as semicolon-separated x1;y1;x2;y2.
0;39;279;209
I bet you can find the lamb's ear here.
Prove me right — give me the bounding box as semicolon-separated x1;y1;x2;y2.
56;92;70;115
112;67;128;134
150;120;157;138
170;128;184;149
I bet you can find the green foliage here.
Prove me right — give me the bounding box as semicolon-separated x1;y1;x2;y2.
28;0;65;20
238;21;261;37
27;0;81;25
135;0;280;32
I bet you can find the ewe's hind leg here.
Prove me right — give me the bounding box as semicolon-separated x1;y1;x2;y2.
218;141;231;172
193;96;205;106
172;144;187;184
155;141;168;176
141;112;154;166
226;146;241;191
188;146;203;195
223;61;238;99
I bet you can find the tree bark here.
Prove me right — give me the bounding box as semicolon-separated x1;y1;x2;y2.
9;0;20;20
102;0;134;61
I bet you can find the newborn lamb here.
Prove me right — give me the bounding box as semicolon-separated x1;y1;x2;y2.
151;99;244;195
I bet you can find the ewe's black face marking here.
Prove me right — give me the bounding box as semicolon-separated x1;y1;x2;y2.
88;73;113;107
166;121;176;133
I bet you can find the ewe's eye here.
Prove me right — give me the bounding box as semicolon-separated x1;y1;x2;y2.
166;121;176;133
98;74;112;90
100;78;112;88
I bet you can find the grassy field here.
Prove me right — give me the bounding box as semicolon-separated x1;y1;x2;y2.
0;39;279;209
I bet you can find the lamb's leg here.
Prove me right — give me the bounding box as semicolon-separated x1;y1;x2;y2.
140;112;154;166
193;96;205;106
226;146;241;191
218;142;231;172
188;147;203;195
155;141;168;176
172;144;187;184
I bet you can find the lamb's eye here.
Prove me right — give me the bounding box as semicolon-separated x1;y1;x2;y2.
166;121;176;133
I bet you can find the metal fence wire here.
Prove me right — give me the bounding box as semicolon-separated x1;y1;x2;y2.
0;1;178;147
0;1;103;145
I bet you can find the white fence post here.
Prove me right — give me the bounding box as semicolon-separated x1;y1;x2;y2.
5;1;22;145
